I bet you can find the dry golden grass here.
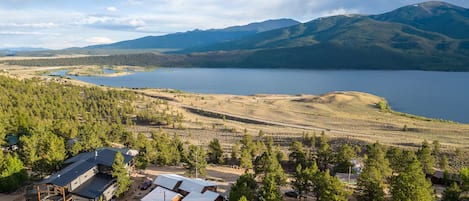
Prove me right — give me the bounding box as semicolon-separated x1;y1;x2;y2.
2;63;469;151
140;89;469;151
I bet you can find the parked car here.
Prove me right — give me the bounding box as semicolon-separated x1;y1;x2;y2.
140;179;152;190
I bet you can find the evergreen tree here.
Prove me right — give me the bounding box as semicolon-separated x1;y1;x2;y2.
0;153;28;193
231;142;240;160
289;141;307;167
387;147;403;173
292;163;318;199
461;167;469;191
207;138;224;164
229;173;258;201
238;196;248;201
391;152;434;201
313;170;349;201
334;144;357;173
432;140;441;156
240;148;253;170
274;145;287;162
258;173;282;201
317;132;332;171
439;155;449;170
417;140;435;175
442;182;461;201
111;152;131;197
253;151;287;185
240;134;256;157
357;163;385;201
366;142;392;179
184;145;207;177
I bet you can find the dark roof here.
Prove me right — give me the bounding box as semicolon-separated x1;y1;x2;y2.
43;160;96;186
43;148;133;187
72;173;115;199
64;147;133;166
92;148;133;167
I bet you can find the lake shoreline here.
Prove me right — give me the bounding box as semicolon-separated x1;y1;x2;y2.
2;65;468;123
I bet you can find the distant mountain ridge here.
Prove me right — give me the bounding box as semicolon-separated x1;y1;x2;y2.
86;18;300;50
6;1;469;71
371;1;469;39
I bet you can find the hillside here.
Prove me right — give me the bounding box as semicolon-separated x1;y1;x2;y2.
86;19;299;50
4;1;469;71
371;1;469;39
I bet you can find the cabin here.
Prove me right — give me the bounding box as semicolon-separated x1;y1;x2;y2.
36;148;134;201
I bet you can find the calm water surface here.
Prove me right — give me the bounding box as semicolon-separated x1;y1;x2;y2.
60;68;469;123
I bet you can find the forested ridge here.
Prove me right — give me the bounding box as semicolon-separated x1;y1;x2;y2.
0;75;181;192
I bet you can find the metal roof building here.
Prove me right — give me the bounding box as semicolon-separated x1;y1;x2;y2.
141;186;183;201
37;147;134;201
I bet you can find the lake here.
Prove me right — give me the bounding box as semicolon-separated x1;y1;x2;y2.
56;68;469;123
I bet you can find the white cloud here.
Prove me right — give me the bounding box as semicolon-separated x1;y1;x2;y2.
106;6;117;12
318;8;360;18
1;0;468;49
86;36;113;44
0;22;57;28
0;31;56;35
76;15;146;31
126;0;143;5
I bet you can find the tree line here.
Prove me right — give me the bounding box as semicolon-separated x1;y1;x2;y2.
0;75;179;192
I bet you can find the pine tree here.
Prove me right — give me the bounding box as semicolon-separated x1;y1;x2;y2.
357;163;385;201
289;141;307;167
313;170;349;201
184;145;207;177
387;147;403;173
112;152;131;197
461;167;469;191
231;142;240;161
391;152;434;201
229;173;257;201
0;153;28;193
366;142;391;179
432;140;441;156
317;132;332;171
207;138;224;164
439;155;449;170
417;140;435;175
240;148;253;170
238;196;248;201
258;173;282;201
292;163;318;199
240;134;256;157
335;144;356;173
253;151;287;185
442;182;461;201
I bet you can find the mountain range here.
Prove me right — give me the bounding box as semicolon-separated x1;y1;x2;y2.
86;19;300;50
6;1;469;71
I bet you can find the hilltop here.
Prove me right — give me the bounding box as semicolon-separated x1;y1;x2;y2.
3;1;469;71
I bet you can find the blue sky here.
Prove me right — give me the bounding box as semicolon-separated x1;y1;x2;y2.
0;0;467;49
